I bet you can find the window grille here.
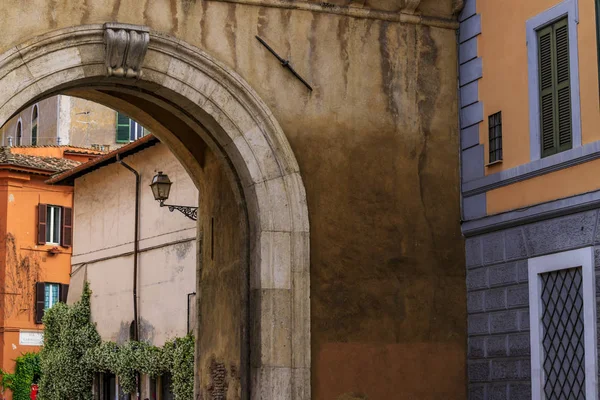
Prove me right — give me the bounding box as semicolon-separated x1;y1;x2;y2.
488;111;502;163
540;267;585;399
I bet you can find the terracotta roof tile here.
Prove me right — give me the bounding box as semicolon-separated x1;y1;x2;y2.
0;147;81;173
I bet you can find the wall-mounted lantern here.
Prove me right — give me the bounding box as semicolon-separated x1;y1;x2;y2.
150;171;198;221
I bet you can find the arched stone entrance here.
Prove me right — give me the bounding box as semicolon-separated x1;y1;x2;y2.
0;24;310;399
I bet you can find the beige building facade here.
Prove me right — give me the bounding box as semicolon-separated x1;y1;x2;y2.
1;95;146;150
53;138;197;346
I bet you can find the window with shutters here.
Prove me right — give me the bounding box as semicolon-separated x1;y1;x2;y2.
116;112;131;143
37;204;73;247
31;105;38;146
488;112;502;163
35;282;68;324
46;205;61;244
528;247;598;399
116;112;145;143
526;1;580;162
538;18;572;158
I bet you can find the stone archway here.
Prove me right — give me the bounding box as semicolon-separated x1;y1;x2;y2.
0;23;310;399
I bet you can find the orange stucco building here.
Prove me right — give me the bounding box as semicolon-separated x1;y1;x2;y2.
459;0;600;397
0;145;100;383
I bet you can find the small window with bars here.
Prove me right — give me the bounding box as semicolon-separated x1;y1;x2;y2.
488;112;502;163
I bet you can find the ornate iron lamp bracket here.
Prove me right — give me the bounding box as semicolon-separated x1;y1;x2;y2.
159;200;198;221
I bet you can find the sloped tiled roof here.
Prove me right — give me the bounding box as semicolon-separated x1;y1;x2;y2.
48;135;159;185
0;147;81;174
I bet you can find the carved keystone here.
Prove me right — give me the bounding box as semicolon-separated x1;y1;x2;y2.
103;23;150;79
402;0;421;14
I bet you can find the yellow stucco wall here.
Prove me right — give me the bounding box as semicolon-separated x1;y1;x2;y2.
479;0;600;214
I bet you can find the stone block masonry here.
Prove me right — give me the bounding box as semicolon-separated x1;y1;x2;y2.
465;209;600;399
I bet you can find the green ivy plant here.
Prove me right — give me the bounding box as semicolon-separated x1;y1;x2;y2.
38;281;100;400
5;352;42;400
37;282;195;399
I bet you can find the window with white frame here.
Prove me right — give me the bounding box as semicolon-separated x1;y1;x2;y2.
44;283;59;310
528;247;597;399
526;0;581;161
46;205;61;245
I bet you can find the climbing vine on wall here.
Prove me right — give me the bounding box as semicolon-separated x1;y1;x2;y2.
38;282;195;399
0;353;41;400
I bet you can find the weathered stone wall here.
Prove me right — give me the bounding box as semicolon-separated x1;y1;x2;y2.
465;211;600;399
197;149;244;400
0;1;464;398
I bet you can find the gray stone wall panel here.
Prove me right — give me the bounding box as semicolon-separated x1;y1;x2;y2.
485;335;507;357
485;288;507;311
469;360;491;382
504;228;528;261
523;210;597;256
508;333;530;357
490;311;519;334
466;237;483;268
507;285;528;308
491;359;520;381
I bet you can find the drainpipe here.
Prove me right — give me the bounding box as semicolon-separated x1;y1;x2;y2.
117;154;141;399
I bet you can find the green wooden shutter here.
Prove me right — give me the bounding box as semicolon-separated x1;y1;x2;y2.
116;112;131;143
555;19;572;152
538;18;571;158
